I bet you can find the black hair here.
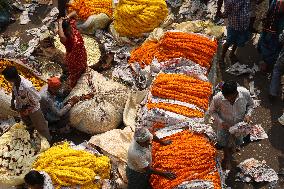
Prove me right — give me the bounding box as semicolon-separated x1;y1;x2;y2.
2;66;19;80
58;0;69;18
221;80;238;96
62;20;72;38
24;170;44;186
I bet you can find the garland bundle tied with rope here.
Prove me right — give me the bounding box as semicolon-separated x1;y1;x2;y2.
114;0;168;37
150;130;221;189
129;32;218;69
68;0;113;20
147;73;212;118
33;142;111;189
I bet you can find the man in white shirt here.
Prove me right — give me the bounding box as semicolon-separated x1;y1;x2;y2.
2;66;51;142
209;80;254;168
126;127;176;189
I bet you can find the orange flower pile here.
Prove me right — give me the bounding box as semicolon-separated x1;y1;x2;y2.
150;130;221;189
147;73;212;118
129;32;217;69
68;0;113;20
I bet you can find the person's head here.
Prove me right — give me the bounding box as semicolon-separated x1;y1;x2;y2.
2;66;20;83
62;20;72;38
47;77;61;95
134;127;153;148
24;170;44;189
221;80;238;104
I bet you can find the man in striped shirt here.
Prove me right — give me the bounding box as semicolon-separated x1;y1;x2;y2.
218;0;251;66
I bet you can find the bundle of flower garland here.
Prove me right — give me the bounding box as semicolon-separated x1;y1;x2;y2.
54;35;101;67
33;142;111;189
68;0;112;20
147;73;212;118
0;122;49;186
114;0;168;37
151;130;221;189
0;59;45;94
129;32;218;69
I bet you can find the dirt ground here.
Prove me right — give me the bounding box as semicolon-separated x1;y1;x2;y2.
1;1;284;189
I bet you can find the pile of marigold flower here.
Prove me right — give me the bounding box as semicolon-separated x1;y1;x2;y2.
129;32;218;69
147;73;212;118
0;59;45;94
33;142;111;189
150;130;221;189
114;0;168;37
68;0;113;20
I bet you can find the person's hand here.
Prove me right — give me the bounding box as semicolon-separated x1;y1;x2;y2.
163;171;176;180
221;122;230;129
162;140;172;146
244;115;252;123
82;93;94;100
58;17;64;24
63;15;70;20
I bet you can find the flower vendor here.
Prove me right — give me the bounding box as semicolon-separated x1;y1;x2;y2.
40;77;84;133
1;66;51;142
209;80;254;169
127;127;176;189
257;0;284;72
218;0;251;66
24;170;54;189
269;29;284;99
57;10;87;90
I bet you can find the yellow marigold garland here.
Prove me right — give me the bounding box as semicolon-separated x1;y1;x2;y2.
114;0;168;37
150;130;221;189
33;142;111;189
68;0;113;20
129;32;217;68
0;59;45;93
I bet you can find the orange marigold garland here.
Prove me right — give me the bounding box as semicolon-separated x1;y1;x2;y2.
150;73;212;111
147;102;204;118
129;32;217;69
150;130;221;189
68;0;113;20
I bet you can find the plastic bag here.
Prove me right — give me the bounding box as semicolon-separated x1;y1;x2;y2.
77;13;111;34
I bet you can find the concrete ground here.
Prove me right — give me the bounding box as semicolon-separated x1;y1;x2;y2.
1;1;284;188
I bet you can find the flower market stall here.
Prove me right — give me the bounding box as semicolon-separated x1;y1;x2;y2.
0;59;46;118
0;122;49;187
0;0;232;188
33;142;111;189
127;29;223;188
